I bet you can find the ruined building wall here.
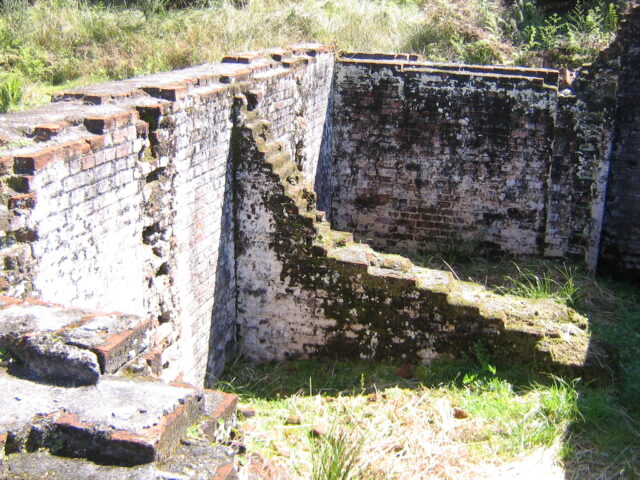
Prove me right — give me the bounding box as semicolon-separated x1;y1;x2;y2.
0;45;335;386
329;58;562;258
599;6;640;280
1;7;639;389
327;49;634;272
233;106;602;377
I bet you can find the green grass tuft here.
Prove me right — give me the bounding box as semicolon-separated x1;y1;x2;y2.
310;428;362;480
499;263;580;306
0;72;23;113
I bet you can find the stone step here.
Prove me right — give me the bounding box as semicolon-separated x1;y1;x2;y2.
0;297;153;385
0;443;238;479
263;141;284;158
265;151;289;171
284;184;307;210
272;160;298;181
314;224;354;248
0;369;238;467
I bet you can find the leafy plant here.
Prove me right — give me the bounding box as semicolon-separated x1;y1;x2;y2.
0;72;24;113
537;13;563;49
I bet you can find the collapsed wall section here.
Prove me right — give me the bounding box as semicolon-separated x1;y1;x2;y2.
234;102;609;377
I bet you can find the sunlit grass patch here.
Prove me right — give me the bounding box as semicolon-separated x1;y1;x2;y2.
498;263;580;307
218;357;588;479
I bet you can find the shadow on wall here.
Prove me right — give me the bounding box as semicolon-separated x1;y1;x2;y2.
206;126;238;388
314;73;334;216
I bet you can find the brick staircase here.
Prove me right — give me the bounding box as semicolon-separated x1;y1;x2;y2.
0;297;239;479
235;102;614;378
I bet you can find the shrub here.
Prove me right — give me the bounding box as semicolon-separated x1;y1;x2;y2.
0;72;23;113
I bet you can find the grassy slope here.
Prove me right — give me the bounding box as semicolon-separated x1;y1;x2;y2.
0;0;622;112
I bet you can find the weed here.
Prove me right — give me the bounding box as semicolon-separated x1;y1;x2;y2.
310;428;362;480
0;72;23;113
498;263;580;306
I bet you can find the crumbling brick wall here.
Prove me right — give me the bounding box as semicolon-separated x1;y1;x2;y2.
329;57;604;262
599;5;640;280
0;45;335;386
1;6;639;389
233;102;605;377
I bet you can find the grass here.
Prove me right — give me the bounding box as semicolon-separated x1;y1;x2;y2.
0;72;23;113
498;263;580;307
0;0;625;112
311;429;362;480
216;263;640;479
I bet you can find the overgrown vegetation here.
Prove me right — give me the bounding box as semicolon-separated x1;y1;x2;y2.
0;0;627;112
217;262;640;479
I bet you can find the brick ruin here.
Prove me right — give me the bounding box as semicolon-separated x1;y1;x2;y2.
0;4;637;476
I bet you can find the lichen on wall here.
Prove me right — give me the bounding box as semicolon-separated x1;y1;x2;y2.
233;97;609;377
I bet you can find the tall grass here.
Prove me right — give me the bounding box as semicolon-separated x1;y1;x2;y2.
310;429;362;480
0;0;425;86
0;72;23;113
499;263;581;307
0;0;625;111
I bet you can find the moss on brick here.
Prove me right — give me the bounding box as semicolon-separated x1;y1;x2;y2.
234;107;614;379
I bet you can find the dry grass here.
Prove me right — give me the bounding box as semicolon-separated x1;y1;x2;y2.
0;0;622;112
220;359;584;480
236;389;566;479
219;260;640;480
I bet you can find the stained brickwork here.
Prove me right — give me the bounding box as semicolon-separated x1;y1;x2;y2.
599;5;640;280
233;107;607;377
0;45;335;386
330;59;569;259
0;7;638;391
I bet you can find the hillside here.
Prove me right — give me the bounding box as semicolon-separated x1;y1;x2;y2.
0;0;625;113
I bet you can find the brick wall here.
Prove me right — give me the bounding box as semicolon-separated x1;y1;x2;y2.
233;108;606;377
599;5;640;280
0;44;335;386
330;58;560;259
0;16;639;390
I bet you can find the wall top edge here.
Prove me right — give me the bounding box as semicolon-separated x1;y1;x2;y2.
338;55;560;87
0;44;335;160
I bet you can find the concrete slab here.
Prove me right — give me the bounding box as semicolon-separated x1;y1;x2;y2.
0;369;203;465
61;314;153;374
0;298;153;384
0;442;237;480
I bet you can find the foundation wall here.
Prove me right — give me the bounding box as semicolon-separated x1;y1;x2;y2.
0;45;335;386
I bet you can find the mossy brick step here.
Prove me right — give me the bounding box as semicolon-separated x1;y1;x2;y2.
0;297;153;385
0;368;238;468
323;243;609;375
